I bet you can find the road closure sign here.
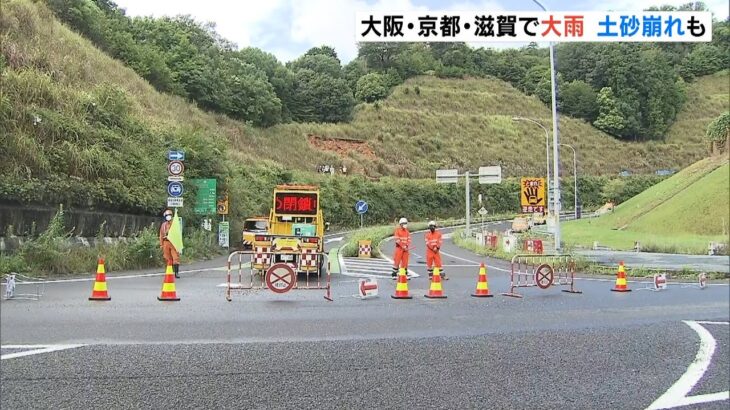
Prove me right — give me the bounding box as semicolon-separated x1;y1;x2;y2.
520;177;546;213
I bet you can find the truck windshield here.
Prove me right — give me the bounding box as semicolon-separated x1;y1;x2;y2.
244;221;267;230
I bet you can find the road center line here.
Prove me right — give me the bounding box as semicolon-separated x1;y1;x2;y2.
645;320;730;409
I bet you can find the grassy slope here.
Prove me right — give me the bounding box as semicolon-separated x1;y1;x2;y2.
258;73;729;179
5;0;727;183
0;0;339;169
562;156;729;253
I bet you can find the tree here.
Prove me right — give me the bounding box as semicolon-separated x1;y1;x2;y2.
560;80;598;121
305;45;340;63
291;69;355;123
680;44;724;79
357;43;406;71
355;73;388;102
288;53;342;78
706;112;730;153
520;65;549;95
593;87;627;136
343;58;368;95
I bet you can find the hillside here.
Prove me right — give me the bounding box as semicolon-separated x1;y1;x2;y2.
1;0;727;233
562;156;729;254
257;72;729;179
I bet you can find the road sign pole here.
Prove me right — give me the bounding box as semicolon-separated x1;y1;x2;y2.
465;171;470;237
360;213;363;228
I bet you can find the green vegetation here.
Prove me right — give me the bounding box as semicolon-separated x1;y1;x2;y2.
43;1;728;137
1;0;728;275
562;157;729;254
260;73;727;178
0;205;222;276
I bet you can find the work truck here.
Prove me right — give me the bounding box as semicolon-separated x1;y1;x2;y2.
250;184;326;275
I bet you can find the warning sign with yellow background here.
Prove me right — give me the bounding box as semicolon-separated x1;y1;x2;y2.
520;177;546;214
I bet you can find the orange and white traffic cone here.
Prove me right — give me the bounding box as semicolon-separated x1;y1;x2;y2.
471;262;493;298
391;267;412;299
157;263;180;301
425;267;447;299
611;261;631;292
89;258;111;301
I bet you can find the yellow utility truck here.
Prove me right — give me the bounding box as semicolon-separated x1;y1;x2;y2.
251;185;325;274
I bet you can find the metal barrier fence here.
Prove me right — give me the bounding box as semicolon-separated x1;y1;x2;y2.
224;250;332;302
2;273;46;300
502;254;582;298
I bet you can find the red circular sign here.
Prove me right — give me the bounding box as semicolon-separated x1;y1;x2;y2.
265;263;296;294
535;263;554;289
168;160;185;176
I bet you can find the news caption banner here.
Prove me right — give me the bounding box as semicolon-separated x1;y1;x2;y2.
355;11;713;42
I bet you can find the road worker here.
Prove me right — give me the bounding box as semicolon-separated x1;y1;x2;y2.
159;209;180;278
391;217;411;279
425;220;446;280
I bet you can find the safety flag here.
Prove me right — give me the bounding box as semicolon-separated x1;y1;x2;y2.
167;208;184;254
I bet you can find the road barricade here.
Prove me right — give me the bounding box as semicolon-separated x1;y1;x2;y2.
502;254;582;298
485;233;498;249
225;249;332;302
523;239;544;254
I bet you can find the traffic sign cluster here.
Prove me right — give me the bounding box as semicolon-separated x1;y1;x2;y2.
167;150;185;208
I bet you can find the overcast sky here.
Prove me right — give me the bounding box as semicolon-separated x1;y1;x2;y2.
113;0;729;64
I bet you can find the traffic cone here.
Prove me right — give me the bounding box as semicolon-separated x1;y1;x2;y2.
391;267;412;299
611;261;631;292
89;258;111;301
471;262;493;297
425;267;447;299
157;263;180;301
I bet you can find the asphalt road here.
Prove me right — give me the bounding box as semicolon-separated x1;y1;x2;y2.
1;227;728;409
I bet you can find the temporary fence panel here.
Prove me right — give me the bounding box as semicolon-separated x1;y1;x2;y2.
502;254;582;298
225;249;332;302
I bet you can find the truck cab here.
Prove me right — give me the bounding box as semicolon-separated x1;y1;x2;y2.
242;217;269;249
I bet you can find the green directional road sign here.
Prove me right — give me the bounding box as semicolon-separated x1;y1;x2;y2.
190;178;217;215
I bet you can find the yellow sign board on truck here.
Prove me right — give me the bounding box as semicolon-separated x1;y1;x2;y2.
520;177;546;214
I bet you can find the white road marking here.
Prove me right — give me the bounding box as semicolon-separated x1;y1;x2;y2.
439;251;511;273
696;321;730;325
1;344;85;360
324;237;344;244
645;320;730;410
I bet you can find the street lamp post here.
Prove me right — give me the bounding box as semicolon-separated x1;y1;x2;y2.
512;117;550;214
560;144;578;219
532;0;561;252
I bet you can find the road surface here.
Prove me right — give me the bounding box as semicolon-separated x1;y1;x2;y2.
2;228;728;409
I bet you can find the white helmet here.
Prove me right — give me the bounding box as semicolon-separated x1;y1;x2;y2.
428;220;436;227
399;217;408;225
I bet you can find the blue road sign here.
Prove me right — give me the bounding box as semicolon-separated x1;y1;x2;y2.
167;150;185;161
355;200;368;214
168;181;184;197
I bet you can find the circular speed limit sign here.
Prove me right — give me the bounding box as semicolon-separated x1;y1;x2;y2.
265;263;296;294
168;160;184;176
535;263;554;289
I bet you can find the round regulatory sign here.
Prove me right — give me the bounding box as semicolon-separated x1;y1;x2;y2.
265;263;296;294
535;263;554;289
168;160;184;176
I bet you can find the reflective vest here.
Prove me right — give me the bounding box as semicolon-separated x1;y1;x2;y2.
159;221;172;246
425;230;442;252
394;227;411;248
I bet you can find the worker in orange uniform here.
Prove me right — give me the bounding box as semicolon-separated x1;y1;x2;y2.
425;220;447;280
159;209;180;278
391;217;411;279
